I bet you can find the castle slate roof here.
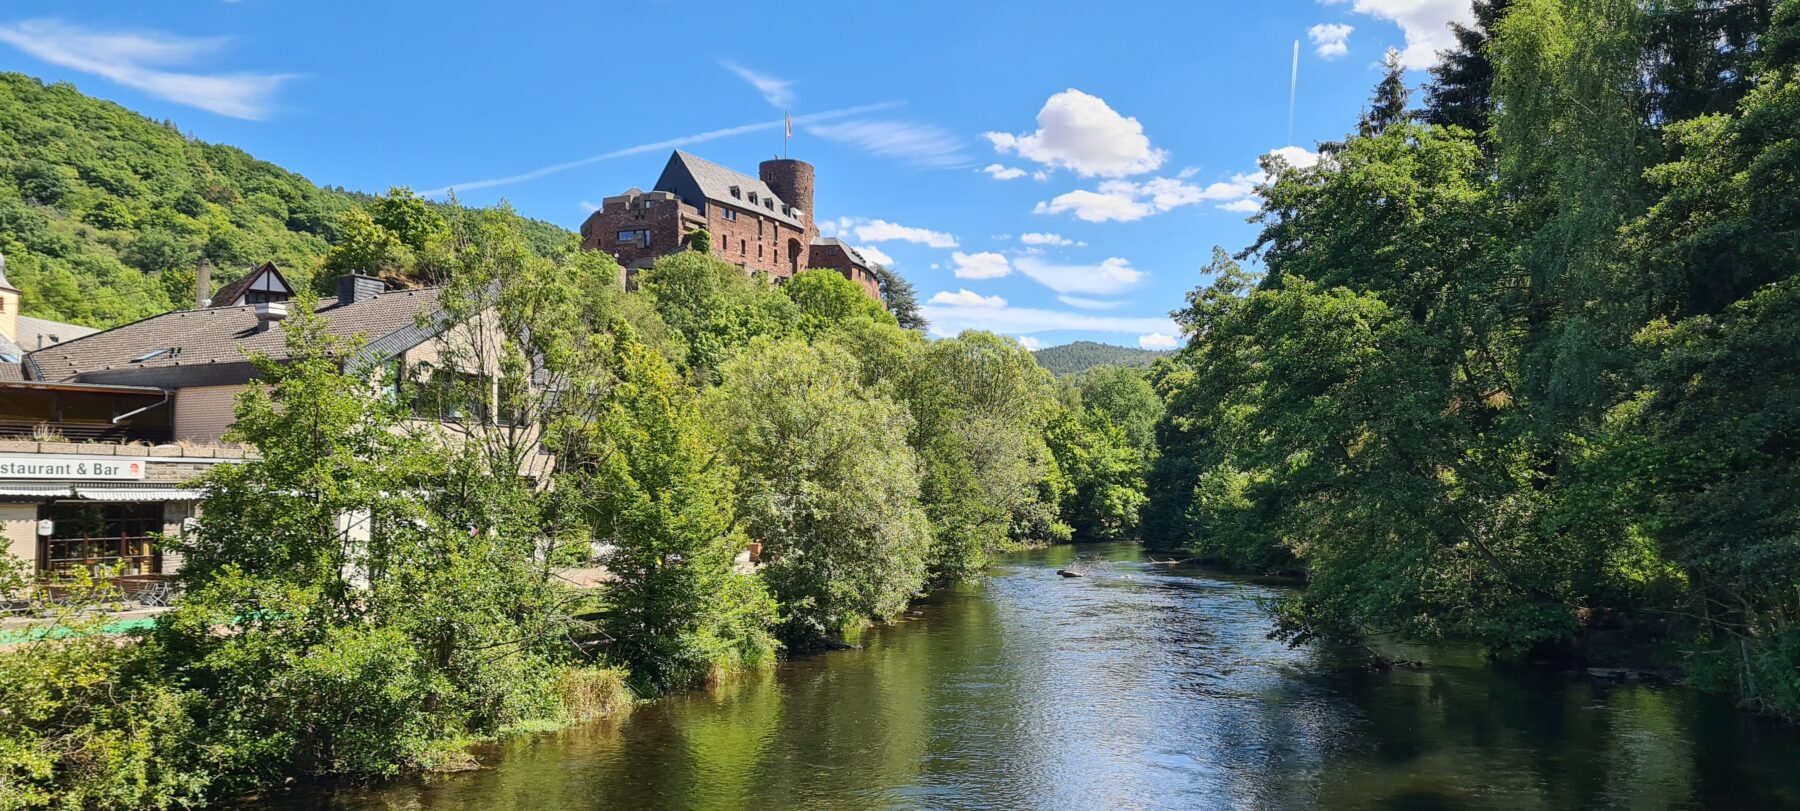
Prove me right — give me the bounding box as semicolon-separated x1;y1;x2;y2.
656;151;804;228
811;237;876;270
27;287;443;384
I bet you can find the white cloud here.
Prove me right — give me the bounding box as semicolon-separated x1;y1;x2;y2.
1322;0;1473;69
1138;332;1180;350
422;102;901;196
985;89;1167;178
1015;256;1144;295
0;19;294;119
831;217;959;248
1308;23;1355;59
1038;145;1324;219
1019;232;1083;247
578;200;601;214
858;245;895;266
1268;145;1321;170
718;60;795;107
1015;336;1042;350
807;119;969;168
951;251;1011;280
1058;295;1124;310
983;163;1028;180
929;289;1008;308
919;303;1177;339
1034;189;1156;222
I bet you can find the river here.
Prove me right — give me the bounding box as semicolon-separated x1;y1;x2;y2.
284;543;1800;810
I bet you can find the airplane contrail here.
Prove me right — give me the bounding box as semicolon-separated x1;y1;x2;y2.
420;101;904;197
1288;39;1299;146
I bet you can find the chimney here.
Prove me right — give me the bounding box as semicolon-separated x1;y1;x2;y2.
196;257;213;309
336;272;385;305
252;301;288;333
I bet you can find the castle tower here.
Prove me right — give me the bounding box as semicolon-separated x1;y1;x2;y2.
759;159;815;237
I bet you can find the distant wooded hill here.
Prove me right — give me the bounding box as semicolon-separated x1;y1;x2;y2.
0;72;572;328
1031;341;1172;375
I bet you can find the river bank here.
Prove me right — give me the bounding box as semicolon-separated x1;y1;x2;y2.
264;543;1800;810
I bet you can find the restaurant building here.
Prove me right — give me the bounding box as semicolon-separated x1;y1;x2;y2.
0;249;454;580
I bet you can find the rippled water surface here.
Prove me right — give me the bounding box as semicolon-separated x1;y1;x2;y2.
287;544;1800;810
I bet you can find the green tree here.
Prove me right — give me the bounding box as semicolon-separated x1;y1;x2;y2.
582;337;776;694
322;207;412;279
1422;0;1513;137
1358;48;1412;137
684;228;712;253
637;250;798;375
707;337;930;647
784;267;894;336
871;263;926;331
899;331;1064;577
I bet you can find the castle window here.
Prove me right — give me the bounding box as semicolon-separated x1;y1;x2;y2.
764;199;774;210
740;239;746;254
722;209;737;222
617;230;650;247
758;244;764;259
730;186;740;199
748;192;758;204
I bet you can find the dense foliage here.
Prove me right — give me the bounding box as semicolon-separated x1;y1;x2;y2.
1146;0;1800;716
1030;340;1171;376
0;72;569;328
0;199;1069;805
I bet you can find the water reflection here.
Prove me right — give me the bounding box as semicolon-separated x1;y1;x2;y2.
282;544;1800;810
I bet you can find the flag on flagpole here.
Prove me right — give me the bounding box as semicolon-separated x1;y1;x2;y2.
784;111;792;139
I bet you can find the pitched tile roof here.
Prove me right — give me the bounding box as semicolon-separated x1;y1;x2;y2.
27;287;443;383
660;151;803;228
15;315;98;352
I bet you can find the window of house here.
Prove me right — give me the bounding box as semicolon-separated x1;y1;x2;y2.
379;358;403;404
723;209;737;221
730;186;741;199
758;244;764;259
410;363;491;424
748;192;758;204
740;239;747;254
39;502;163;576
764;199;774;210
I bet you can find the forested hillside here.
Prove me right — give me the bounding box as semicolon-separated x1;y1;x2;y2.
1032;340;1169;375
0;72;570;328
1147;0;1799;717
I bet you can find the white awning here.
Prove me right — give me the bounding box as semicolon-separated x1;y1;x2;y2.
72;483;203;502
0;483;74;498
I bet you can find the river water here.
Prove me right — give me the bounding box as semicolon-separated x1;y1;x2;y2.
291;543;1800;810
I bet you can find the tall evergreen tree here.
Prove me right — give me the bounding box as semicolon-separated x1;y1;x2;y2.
1422;0;1514;135
1358;49;1413;137
872;263;927;331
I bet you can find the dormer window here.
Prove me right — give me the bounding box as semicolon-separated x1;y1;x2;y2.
764;199;774;210
730;186;741;199
748;192;758;204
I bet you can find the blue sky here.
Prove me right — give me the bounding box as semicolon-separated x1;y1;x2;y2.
0;1;1473;349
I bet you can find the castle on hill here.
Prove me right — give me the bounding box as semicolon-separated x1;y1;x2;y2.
579;151;883;301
